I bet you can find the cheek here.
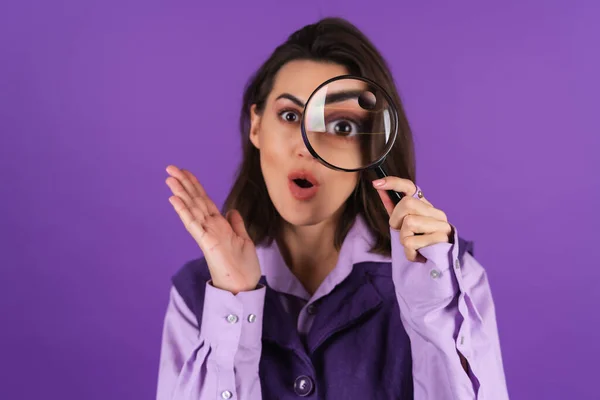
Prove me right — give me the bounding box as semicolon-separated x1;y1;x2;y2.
260;116;290;148
257;129;291;193
260;148;279;180
259;130;287;169
256;119;297;169
327;171;359;199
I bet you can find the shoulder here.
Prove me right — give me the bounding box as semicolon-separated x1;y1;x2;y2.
171;257;212;326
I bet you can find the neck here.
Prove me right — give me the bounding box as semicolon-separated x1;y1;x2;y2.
277;214;341;295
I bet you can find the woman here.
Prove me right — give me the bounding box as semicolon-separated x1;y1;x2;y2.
157;17;508;400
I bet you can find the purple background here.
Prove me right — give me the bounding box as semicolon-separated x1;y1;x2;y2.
1;1;598;399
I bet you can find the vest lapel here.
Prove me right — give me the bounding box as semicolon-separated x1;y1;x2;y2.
305;264;384;355
260;277;305;350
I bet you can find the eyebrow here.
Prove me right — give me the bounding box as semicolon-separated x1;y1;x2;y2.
324;90;366;105
275;90;368;109
275;93;305;108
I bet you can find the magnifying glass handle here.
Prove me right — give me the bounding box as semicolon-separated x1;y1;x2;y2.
375;165;404;205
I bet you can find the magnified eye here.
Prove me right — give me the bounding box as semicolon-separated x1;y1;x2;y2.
326;119;360;136
300;76;397;172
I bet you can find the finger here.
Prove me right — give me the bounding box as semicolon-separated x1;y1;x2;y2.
199;195;221;217
389;197;447;231
166;165;199;200
226;209;251;241
167;174;216;227
168;195;207;242
191;190;220;217
404;246;427;263
400;215;452;236
182;169;209;199
180;169;199;197
179;169;219;216
166;176;193;206
167;165;221;216
372;176;417;198
401;231;451;251
179;169;221;216
377;188;433;217
376;189;395;216
417;193;433;207
401;231;450;262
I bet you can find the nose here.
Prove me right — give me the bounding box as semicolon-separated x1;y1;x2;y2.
293;131;314;159
296;142;312;158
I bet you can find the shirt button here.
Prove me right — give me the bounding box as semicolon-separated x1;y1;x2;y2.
306;304;317;315
430;269;440;279
221;390;232;399
248;314;257;323
226;314;238;324
293;375;314;396
454;259;461;269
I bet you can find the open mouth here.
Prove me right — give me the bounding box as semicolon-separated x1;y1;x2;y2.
292;178;314;189
288;170;319;200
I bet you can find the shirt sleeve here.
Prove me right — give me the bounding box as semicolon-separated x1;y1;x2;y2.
156;282;265;400
391;226;509;400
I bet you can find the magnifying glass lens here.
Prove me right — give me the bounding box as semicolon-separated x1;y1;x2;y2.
302;77;397;171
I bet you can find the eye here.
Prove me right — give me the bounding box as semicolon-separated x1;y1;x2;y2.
326;119;360;136
279;110;299;123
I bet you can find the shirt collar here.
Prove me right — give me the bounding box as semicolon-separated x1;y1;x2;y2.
256;214;390;303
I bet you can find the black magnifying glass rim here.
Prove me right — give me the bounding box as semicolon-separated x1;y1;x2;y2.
300;74;399;173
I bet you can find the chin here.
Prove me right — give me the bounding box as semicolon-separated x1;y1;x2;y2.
275;194;346;228
278;208;327;227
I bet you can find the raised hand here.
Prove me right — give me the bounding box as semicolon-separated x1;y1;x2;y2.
165;165;261;294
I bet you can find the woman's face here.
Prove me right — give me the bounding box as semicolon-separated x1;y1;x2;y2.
249;60;360;228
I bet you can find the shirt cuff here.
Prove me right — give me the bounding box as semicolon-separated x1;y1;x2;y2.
417;222;457;272
200;281;266;349
390;226;460;302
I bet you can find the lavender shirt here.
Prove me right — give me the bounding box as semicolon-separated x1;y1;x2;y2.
156;199;509;399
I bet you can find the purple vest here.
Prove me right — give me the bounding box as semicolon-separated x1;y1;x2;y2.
172;239;473;399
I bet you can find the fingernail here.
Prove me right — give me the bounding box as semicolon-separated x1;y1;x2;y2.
373;179;385;187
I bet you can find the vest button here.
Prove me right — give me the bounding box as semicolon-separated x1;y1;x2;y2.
293;375;314;396
306;304;317;315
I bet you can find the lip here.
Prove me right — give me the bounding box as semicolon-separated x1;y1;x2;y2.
288;169;320;201
288;170;320;186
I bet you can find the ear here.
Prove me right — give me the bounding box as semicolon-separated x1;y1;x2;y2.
249;104;261;149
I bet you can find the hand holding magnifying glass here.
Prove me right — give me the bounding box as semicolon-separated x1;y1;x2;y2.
300;75;453;256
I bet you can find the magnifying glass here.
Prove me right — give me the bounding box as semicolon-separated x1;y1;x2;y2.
300;75;404;204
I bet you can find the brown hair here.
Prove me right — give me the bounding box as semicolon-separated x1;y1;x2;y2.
222;17;416;256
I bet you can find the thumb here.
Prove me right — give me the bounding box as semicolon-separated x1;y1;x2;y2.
226;209;251;240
